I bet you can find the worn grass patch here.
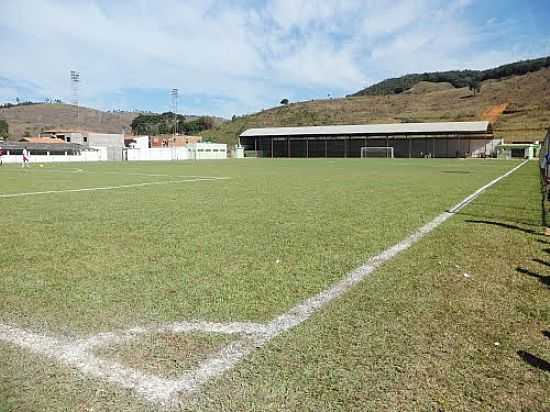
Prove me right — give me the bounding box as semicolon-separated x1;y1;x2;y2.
94;332;236;379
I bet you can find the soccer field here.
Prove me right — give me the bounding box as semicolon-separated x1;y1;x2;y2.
3;158;543;410
0;159;518;334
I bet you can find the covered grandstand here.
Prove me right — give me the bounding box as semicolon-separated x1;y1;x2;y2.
240;121;501;158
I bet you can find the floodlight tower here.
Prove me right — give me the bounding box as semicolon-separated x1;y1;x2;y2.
170;88;179;141
70;70;80;123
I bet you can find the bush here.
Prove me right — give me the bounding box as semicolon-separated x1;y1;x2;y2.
0;119;8;138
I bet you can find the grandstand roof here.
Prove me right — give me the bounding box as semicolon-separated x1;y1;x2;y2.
240;121;492;137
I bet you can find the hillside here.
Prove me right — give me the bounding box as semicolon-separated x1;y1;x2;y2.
0;103;139;138
201;67;550;144
0;103;226;139
351;55;550;96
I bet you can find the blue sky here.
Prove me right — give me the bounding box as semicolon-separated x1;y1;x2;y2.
1;0;549;118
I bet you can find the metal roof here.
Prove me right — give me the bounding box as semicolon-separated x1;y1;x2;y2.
240;121;492;137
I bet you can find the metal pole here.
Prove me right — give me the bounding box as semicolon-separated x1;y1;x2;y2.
287;137;290;158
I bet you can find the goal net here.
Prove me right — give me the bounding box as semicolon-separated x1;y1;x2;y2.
360;147;394;158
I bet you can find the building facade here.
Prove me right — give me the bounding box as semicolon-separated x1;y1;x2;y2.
240;121;501;158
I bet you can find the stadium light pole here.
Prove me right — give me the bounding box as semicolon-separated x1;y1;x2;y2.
170;88;179;144
70;70;80;125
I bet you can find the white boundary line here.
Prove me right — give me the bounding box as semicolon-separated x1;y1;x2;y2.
0;160;528;407
0;177;229;198
0;166;226;180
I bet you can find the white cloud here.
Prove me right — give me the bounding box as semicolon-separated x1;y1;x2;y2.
0;0;547;117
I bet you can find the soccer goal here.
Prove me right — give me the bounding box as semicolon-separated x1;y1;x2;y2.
360;146;394;158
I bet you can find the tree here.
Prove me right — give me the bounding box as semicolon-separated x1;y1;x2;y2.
280;98;289;105
468;79;481;96
0;119;8;138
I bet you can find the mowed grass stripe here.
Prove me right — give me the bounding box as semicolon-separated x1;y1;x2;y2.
0;159;520;336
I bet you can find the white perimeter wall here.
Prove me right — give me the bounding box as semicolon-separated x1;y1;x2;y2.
126;147;191;161
188;143;227;160
1;147;107;164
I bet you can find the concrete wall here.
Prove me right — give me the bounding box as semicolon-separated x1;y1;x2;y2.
188;143;227;160
1;148;106;163
126;136;149;149
126;147;191;161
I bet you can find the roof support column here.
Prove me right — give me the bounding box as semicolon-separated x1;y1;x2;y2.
271;137;274;158
325;139;328;158
306;137;309;158
408;137;412;158
287;137;291;158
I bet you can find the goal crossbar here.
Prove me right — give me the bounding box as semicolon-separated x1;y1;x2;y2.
360;146;394;158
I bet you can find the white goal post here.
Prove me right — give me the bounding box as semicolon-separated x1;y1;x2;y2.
360;146;394;158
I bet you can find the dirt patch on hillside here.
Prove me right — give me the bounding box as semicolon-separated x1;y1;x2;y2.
481;103;509;123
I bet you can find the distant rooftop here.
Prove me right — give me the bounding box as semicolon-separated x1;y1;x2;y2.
241;121;492;137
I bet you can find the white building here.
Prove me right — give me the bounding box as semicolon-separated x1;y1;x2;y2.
40;130;124;160
188;142;227;160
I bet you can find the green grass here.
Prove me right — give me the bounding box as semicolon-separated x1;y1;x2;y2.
192;162;549;411
1;159;547;411
0;159;518;336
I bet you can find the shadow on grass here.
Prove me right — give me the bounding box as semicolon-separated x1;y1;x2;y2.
543;330;550;339
465;219;540;235
516;267;550;287
517;351;550;373
532;258;550;268
460;214;539;227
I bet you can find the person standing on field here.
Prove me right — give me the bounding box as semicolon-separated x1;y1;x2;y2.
0;146;4;166
22;146;30;168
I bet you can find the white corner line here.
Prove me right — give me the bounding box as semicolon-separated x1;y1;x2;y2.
162;159;530;402
0;160;528;406
0;177;229;198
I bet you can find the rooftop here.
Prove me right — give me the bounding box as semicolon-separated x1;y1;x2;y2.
240;121;492;137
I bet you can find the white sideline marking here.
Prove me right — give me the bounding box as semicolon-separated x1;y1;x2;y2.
0;160;528;407
1;166;226;180
0;177;228;198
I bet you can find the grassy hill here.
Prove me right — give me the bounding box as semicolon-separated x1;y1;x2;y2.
351;55;550;96
201;67;550;145
0;103;139;138
0;103;227;139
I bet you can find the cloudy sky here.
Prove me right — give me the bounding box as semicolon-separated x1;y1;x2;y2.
1;0;549;117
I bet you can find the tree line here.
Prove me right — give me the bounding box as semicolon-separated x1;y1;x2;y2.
350;55;550;96
130;112;215;135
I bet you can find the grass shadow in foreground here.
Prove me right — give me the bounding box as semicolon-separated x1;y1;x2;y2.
464;219;540;235
516;267;550;287
517;351;550;373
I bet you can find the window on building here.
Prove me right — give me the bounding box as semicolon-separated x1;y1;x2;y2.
66;136;71;142
83;136;88;143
